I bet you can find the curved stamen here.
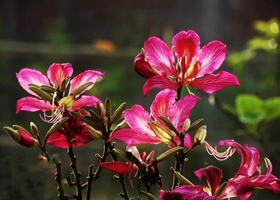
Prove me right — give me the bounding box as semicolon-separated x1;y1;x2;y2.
203;141;235;161
39;91;65;124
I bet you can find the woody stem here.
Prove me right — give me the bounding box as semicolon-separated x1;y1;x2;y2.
67;140;82;200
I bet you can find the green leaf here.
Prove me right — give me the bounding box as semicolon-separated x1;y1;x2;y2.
264;97;280;122
236;95;265;124
156;146;183;162
171;167;194;186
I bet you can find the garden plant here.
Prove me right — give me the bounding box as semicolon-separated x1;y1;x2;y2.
3;29;280;200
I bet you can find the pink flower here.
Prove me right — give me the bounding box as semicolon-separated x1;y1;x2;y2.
218;140;280;200
160;166;221;200
109;89;197;147
47;113;93;148
134;30;240;95
16;63;104;119
160;140;280;200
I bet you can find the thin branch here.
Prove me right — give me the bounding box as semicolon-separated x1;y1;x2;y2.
86;165;94;200
67;141;82;200
54;160;69;200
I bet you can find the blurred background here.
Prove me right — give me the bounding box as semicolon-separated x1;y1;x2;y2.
0;0;280;199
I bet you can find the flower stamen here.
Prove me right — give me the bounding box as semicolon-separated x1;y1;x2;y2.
203;141;235;161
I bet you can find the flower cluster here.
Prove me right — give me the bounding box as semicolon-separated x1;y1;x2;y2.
3;30;279;200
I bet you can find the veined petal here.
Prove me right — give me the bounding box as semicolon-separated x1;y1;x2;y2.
109;129;160;146
16;97;54;113
144;36;175;75
134;53;158;78
71;95;101;111
197;40;227;77
172;30;200;74
69;70;104;95
150;89;177;123
143;75;179;96
47;63;73;88
169;95;198;131
194;165;223;195
124;105;154;137
190;71;240;94
16;68;49;96
100;161;134;174
219;140;260;177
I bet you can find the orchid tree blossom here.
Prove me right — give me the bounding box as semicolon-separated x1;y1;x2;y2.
16;63;104;123
218;140;280;200
109;89;198;147
134;30;240;95
160;140;280;200
46;113;94;148
160;166;222;200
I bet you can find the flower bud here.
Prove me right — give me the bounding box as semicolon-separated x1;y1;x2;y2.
3;127;38;148
182;118;191;133
194;125;207;144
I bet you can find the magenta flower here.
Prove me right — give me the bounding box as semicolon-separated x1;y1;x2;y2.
16;63;104;119
218;140;280;200
160;140;280;200
160;166;222;200
134;30;240;95
109;89;197;147
47;113;93;148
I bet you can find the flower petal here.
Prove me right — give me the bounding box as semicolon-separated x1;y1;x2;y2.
194;165;223;195
71;95;101;111
100;161;134;174
150;89;177;123
47;63;73;88
190;71;240;94
184;133;193;149
144;36;175;75
168;95;198;131
109;129;160;146
218;140;260;177
16;68;49;96
47;129;93;149
172;30;200;74
69;70;104;95
197;40;227;77
134;53;157;78
124;105;155;137
143;75;179;96
16;97;54;113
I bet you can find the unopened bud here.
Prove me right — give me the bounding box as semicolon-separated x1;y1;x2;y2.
30;122;39;137
194;126;207;144
36;155;48;163
3;127;38;148
182;119;191;133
